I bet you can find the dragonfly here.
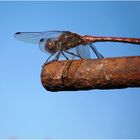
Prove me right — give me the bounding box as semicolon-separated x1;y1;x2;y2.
14;30;140;63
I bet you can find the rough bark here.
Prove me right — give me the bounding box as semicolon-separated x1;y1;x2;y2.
41;56;140;92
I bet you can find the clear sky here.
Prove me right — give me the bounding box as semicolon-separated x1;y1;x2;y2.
0;1;140;139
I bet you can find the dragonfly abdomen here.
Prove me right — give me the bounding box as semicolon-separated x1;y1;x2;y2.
83;36;140;45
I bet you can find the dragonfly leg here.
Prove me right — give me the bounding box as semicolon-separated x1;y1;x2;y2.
61;51;69;60
89;43;104;59
43;52;59;66
54;51;61;60
63;50;83;59
45;52;56;63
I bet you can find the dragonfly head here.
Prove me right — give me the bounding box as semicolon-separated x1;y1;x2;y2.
40;38;58;54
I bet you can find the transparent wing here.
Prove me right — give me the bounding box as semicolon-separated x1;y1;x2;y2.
39;38;49;54
61;45;91;60
89;43;104;59
14;30;66;44
76;45;91;58
64;47;78;59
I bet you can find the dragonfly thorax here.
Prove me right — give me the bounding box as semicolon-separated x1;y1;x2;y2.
58;32;86;50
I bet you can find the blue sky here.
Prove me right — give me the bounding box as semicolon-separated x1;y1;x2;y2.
0;1;140;139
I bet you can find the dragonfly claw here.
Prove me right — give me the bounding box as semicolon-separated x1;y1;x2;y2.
42;59;57;67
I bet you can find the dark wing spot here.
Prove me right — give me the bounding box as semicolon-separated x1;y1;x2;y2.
15;32;21;35
40;38;45;42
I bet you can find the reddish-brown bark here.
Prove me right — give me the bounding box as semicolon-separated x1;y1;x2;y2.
41;56;140;92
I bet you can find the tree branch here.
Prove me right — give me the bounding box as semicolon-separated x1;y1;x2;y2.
41;56;140;91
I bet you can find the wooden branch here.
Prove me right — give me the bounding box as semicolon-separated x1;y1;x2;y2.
41;56;140;91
